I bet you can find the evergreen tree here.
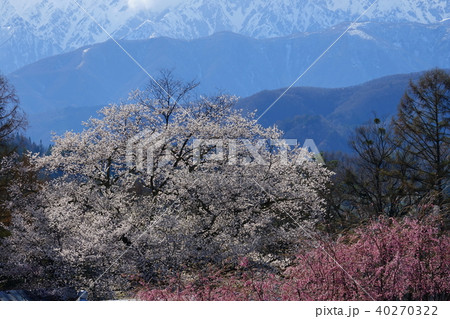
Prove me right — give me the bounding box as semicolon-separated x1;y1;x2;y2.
393;69;449;210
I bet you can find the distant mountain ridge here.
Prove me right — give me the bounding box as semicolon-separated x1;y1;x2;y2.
1;0;449;72
237;71;439;152
9;21;450;115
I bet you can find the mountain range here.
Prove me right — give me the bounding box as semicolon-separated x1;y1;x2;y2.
9;20;450;133
8;20;450;113
1;0;449;73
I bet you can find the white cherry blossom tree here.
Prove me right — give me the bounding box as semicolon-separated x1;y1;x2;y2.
1;78;331;298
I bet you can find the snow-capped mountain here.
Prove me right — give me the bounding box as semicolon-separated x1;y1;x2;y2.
0;0;136;73
1;0;449;73
130;0;450;40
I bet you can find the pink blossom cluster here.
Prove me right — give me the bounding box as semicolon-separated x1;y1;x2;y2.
137;218;449;301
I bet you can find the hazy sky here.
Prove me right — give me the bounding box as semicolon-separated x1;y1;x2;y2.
127;0;185;11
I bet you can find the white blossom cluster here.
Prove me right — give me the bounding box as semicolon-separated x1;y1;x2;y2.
1;90;332;298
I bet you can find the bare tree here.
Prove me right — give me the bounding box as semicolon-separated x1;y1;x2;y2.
0;74;27;235
132;69;199;125
0;74;26;149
